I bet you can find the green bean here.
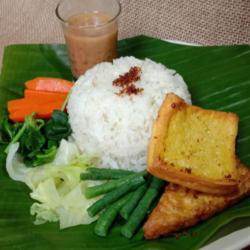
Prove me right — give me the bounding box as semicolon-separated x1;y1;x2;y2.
80;168;135;180
120;177;165;238
94;193;133;237
120;184;147;220
84;171;147;199
87;175;145;217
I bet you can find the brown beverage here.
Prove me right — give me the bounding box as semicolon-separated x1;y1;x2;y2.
64;12;118;78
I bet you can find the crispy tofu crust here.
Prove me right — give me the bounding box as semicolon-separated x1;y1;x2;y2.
144;163;250;240
150;159;239;195
147;93;239;195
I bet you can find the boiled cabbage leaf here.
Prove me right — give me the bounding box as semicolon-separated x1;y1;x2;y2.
6;139;98;229
6;142;32;182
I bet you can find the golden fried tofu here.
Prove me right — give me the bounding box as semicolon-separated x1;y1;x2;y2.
144;163;250;240
147;93;239;195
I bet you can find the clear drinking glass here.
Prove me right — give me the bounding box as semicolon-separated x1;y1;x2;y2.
56;0;121;78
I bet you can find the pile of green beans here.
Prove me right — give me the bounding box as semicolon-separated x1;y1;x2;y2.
81;168;165;238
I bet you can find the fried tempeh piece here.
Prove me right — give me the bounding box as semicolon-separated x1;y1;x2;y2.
144;163;250;240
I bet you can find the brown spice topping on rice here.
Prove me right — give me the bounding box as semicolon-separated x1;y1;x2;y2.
112;66;143;96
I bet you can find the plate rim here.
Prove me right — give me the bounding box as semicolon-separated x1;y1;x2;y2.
165;39;201;46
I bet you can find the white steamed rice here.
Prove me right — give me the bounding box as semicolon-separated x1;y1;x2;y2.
67;56;191;171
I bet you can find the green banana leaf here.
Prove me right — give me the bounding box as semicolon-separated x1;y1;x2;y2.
0;35;250;250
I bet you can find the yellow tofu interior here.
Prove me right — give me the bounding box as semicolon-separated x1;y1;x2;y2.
161;105;238;181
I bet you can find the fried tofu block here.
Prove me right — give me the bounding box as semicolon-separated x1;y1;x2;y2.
144;163;250;240
147;93;239;195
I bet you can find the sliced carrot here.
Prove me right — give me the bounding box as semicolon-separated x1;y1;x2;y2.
8;99;63;113
8;90;67;113
8;98;33;113
9;101;64;122
24;89;67;101
25;77;73;93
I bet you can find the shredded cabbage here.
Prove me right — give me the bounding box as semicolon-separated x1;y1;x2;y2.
6;139;98;229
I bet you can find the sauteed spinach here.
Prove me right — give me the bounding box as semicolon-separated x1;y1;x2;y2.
0;110;72;166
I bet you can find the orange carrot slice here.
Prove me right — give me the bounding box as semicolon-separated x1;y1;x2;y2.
8;98;32;113
8;90;67;113
9;101;64;122
24;89;67;101
25;77;73;93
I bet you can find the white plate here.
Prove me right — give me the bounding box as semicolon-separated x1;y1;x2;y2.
200;227;250;250
165;39;201;46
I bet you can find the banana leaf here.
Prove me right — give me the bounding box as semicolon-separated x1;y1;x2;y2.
0;35;250;250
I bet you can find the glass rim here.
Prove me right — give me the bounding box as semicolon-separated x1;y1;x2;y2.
55;0;121;29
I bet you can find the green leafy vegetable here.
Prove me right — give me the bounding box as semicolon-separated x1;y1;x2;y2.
4;121;27;153
44;110;72;144
2;110;72;167
0;114;18;144
19;125;46;165
31;146;57;167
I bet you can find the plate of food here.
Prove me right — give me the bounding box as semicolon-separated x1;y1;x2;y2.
0;35;250;250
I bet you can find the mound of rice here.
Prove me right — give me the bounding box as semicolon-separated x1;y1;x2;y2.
67;56;191;171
